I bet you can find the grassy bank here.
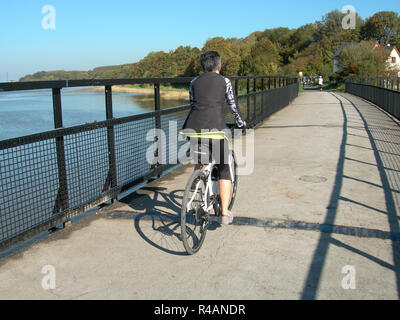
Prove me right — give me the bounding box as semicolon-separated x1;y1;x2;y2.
324;82;345;92
113;85;189;99
299;82;345;92
69;84;190;99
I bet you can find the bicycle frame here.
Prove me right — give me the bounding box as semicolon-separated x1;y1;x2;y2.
186;161;214;213
186;148;235;215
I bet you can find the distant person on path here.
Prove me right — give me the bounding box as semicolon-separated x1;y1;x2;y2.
182;51;246;225
318;76;324;91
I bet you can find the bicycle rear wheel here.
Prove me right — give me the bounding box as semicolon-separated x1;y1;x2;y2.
228;150;238;211
181;170;209;255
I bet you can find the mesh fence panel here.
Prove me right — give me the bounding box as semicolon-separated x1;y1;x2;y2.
0;79;298;250
160;110;190;166
0;139;59;243
64;128;110;212
115;117;156;187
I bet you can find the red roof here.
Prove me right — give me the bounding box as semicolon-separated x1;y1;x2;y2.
376;42;400;57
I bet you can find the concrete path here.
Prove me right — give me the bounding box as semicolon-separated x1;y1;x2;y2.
0;91;399;300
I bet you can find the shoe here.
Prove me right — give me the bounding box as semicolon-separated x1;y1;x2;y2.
221;212;234;225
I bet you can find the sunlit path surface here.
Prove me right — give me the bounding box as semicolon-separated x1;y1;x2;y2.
0;91;399;300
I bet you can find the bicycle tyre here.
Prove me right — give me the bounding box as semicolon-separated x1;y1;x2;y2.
228;150;238;211
181;169;209;255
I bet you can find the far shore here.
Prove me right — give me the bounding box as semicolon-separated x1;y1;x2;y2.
68;85;189;99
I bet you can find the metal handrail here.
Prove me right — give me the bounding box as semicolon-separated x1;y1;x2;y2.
0;76;299;251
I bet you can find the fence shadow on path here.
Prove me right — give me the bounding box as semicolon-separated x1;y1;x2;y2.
106;186;220;256
100;92;400;296
300;92;400;300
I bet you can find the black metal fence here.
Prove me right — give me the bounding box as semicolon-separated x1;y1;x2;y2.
346;77;400;120
0;76;298;251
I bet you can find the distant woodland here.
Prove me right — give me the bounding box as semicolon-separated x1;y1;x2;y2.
20;10;400;83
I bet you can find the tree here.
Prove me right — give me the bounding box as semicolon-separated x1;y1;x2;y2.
315;10;345;39
129;51;171;78
169;46;200;77
129;47;201;78
257;27;293;51
361;11;400;47
334;41;391;82
289;24;317;53
256;27;295;65
248;38;280;75
232;32;259;75
285;10;364;80
199;37;242;76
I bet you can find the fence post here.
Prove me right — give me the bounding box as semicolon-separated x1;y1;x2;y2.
261;78;265;118
253;78;257;124
52;88;69;216
246;78;250;124
103;85;117;203
154;82;162;176
235;79;238;96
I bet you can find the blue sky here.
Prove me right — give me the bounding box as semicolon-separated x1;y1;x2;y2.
0;0;399;81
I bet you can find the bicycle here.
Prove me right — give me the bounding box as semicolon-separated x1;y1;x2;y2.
179;129;239;255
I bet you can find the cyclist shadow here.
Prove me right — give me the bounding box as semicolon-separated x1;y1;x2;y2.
119;187;221;256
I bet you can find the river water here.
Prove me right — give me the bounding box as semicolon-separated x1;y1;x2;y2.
0;87;189;245
0;87;189;141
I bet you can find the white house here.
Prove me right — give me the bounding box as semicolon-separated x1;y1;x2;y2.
383;44;400;76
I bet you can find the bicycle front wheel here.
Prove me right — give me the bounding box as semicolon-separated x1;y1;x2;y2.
181;170;209;255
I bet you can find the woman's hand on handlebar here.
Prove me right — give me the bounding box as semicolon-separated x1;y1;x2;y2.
226;121;247;129
237;121;246;129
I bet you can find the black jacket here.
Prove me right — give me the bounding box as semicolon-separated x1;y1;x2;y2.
182;72;245;132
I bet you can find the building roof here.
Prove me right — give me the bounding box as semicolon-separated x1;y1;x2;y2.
383;44;400;57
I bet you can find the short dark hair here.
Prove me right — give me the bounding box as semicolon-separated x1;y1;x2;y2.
200;51;221;72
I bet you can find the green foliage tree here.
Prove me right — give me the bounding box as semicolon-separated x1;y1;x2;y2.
257;27;295;65
257;27;293;50
130;51;172;78
334;41;391;82
288;24;317;53
199;37;242;76
169;46;200;77
361;11;400;47
129;46;200;78
315;10;363;57
284;10;364;80
247;38;280;75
